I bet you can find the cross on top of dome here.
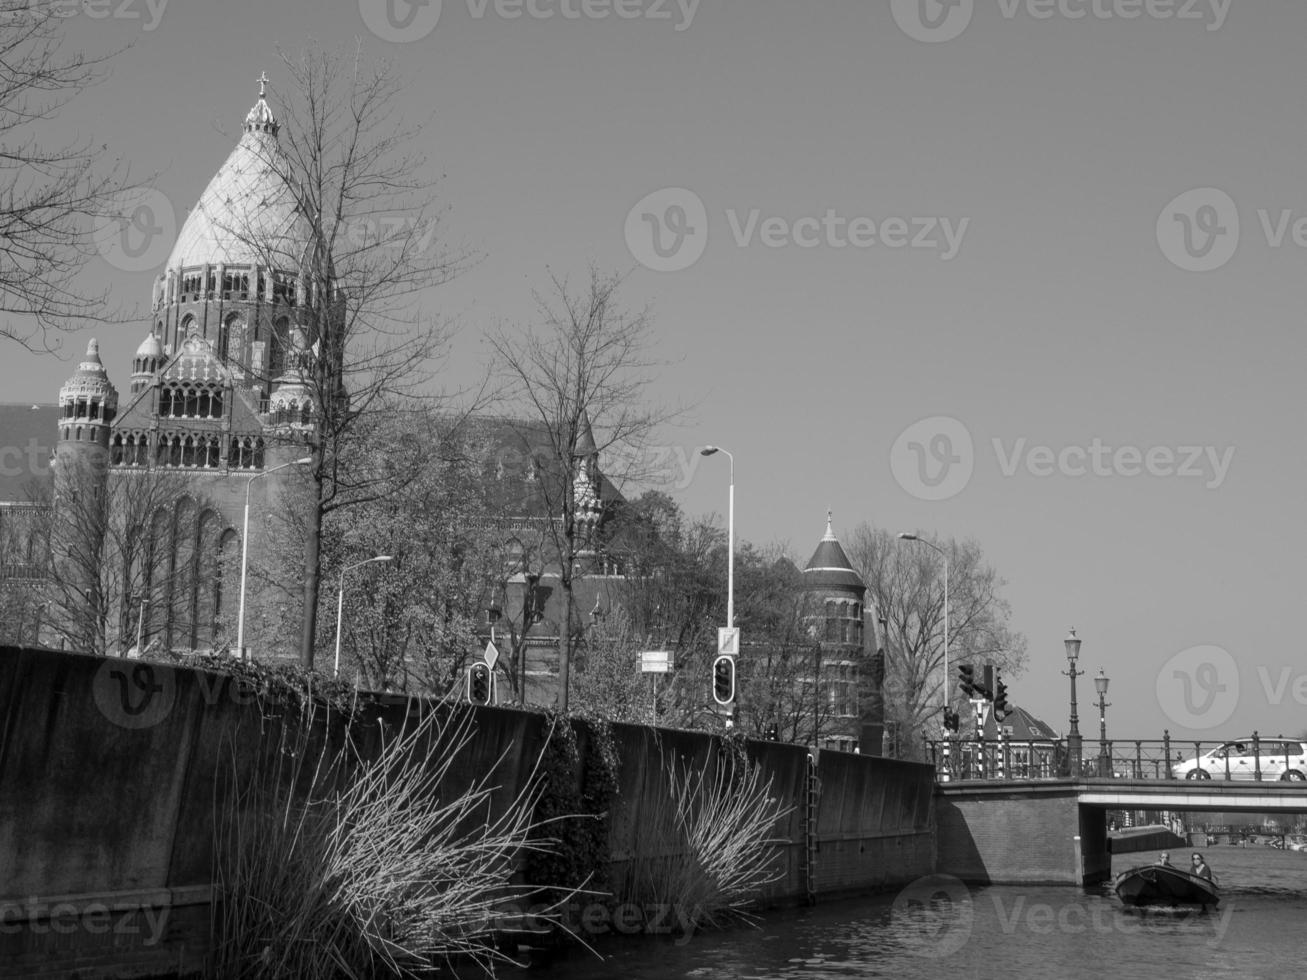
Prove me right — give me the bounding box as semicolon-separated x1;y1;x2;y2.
244;71;278;135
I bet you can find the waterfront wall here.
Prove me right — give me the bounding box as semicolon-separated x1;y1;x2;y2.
0;646;935;978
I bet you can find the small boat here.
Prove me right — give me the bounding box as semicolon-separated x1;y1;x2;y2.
1113;864;1220;908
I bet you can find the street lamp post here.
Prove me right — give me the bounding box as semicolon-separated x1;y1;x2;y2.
700;445;736;727
1064;628;1084;777
1095;667;1111;777
333;555;394;679
236;456;311;659
699;446;734;629
897;533;949;723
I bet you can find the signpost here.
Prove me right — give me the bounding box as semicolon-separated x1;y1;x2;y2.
641;650;672;722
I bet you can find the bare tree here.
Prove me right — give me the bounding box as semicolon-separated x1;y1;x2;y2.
487;269;673;712
845;525;1028;757
216;41;469;668
0;3;129;349
38;463;213;656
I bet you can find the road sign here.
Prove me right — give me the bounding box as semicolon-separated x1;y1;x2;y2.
484;640;500;670
641;650;671;673
717;627;740;656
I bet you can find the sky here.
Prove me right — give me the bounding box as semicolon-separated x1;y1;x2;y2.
7;0;1307;745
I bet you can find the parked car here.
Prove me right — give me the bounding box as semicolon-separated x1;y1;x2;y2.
1170;739;1307;781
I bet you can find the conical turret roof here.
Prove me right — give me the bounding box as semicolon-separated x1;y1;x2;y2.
802;512;866;593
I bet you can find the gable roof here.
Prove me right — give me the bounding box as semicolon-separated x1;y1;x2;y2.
115;333;265;435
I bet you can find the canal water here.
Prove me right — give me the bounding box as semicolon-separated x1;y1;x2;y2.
511;846;1307;979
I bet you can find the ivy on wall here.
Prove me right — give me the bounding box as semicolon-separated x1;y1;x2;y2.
525;711;622;901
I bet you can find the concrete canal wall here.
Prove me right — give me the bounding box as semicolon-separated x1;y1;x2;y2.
0;646;936;978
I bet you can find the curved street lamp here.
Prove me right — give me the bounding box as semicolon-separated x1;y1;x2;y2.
333;555;394;679
699;446;734;629
236;455;312;659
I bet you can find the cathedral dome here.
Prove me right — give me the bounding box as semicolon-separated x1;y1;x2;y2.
165;81;313;274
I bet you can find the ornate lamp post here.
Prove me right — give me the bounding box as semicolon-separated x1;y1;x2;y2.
1095;667;1111;777
1064;628;1083;777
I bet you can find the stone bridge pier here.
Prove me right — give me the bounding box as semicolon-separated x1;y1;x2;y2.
936;782;1111;885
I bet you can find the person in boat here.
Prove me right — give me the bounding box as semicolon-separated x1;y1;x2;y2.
1156;851;1173;866
1191;853;1216;882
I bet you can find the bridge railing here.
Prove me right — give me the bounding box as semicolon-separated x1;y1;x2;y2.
927;732;1307;782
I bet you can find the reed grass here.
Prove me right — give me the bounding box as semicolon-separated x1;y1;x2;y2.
616;747;793;934
209;700;556;979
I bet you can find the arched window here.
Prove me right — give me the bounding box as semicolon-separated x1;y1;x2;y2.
269;317;289;379
110;434;125;465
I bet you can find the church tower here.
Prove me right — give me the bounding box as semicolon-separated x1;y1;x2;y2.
56;339;118;475
800;513;883;754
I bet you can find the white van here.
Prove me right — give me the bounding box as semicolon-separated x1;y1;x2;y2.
1171;738;1307;781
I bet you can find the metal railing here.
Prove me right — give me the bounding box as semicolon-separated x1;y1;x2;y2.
927;731;1307;782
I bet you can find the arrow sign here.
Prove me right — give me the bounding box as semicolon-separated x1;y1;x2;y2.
484;640;500;670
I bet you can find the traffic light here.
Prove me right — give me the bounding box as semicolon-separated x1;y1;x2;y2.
981;664;995;701
712;654;736;706
943;708;960;733
764;722;779;742
957;664;977;697
993;675;1010;720
468;663;491;705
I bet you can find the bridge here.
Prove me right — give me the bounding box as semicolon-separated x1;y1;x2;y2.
928;737;1307;887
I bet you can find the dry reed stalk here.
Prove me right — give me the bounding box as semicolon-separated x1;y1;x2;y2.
617;747;793;934
209;700;561;979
